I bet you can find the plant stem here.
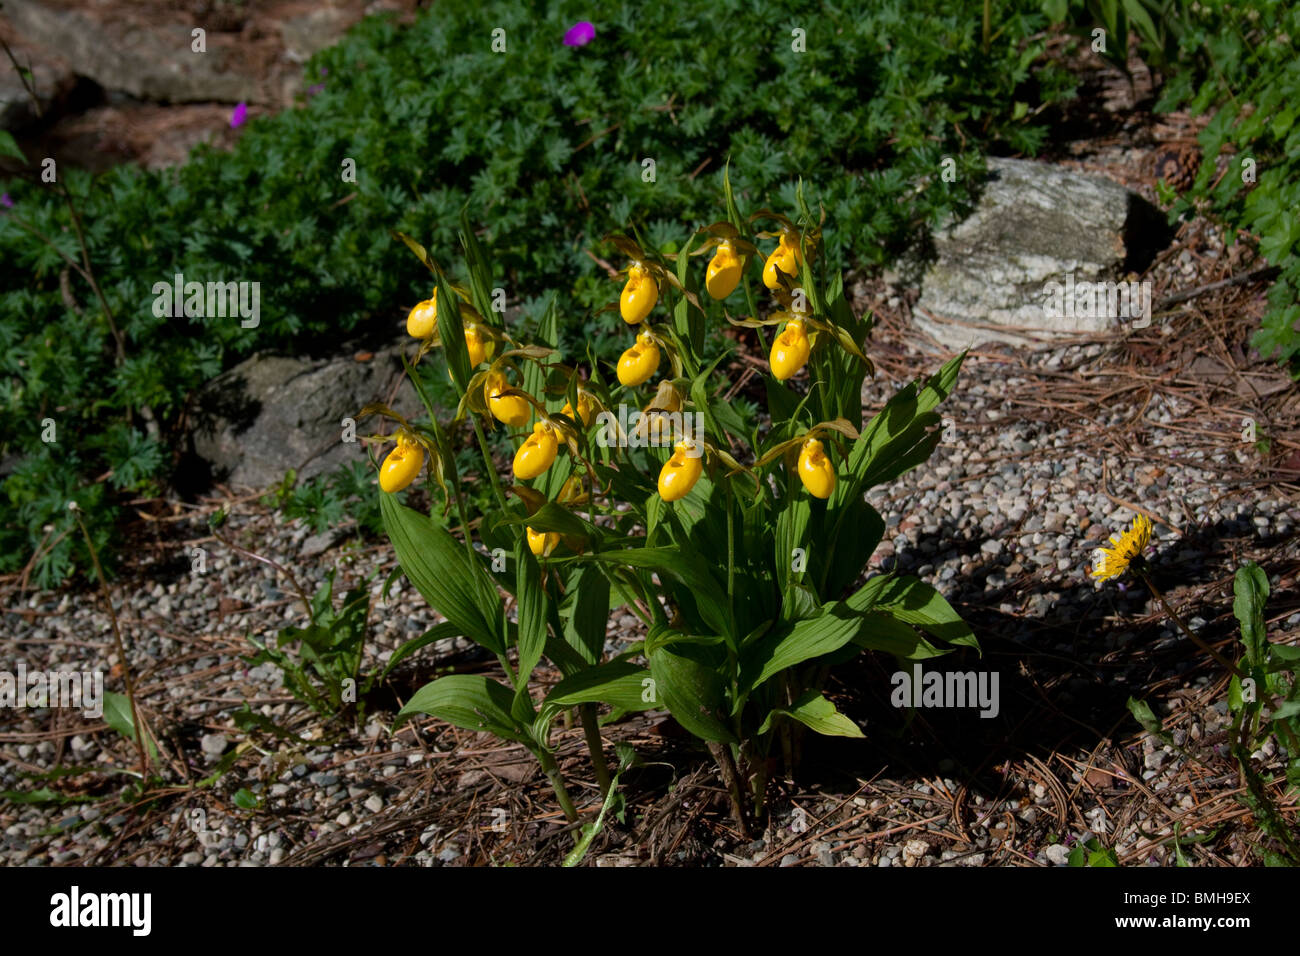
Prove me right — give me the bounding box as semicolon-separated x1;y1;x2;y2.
708;741;751;839
579;704;612;799
62;184;126;365
472;417;510;511
212;526;314;621
1139;571;1245;679
750;748;768;821
725;483;736;622
779;674;795;776
72;508;149;778
536;747;580;824
740;258;770;354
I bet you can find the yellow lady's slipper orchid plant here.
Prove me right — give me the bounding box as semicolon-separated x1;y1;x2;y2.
769;317;811;380
762;230;801;290
619;263;658;324
484;370;531;427
561;392;594;428
526;525;561;557
372;185;971;836
378;436;424;493
706;239;743;299
617;330;660;387
464;323;489;367
513;421;559;480
406;293;438;339
796;437;836;499
657;439;704;501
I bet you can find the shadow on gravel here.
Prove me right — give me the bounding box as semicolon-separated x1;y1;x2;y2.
786;514;1289;816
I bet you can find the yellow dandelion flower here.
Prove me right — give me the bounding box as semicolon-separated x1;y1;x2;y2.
1089;514;1153;581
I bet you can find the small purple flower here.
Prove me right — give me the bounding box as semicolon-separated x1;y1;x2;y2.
0;192;12;210
230;102;248;129
563;21;595;46
307;83;326;97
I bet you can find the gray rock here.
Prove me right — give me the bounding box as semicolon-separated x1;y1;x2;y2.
199;733;227;756
280;9;355;64
437;845;461;863
1044;843;1071;865
301;529;350;559
902;839;930;866
190;340;421;490
911;158;1172;348
1025;594;1052;618
2;1;263;105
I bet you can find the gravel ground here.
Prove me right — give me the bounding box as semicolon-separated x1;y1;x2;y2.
2;304;1295;866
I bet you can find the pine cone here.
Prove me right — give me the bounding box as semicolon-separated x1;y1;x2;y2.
1151;143;1201;193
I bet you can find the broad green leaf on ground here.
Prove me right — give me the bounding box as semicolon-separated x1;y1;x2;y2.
1233;561;1269;666
758;690;865;738
102;691;159;761
740;602;866;693
394;674;527;743
381;492;504;653
646;630;735;743
863;575;979;651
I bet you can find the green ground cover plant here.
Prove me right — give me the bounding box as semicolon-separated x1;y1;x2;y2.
0;0;1073;585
